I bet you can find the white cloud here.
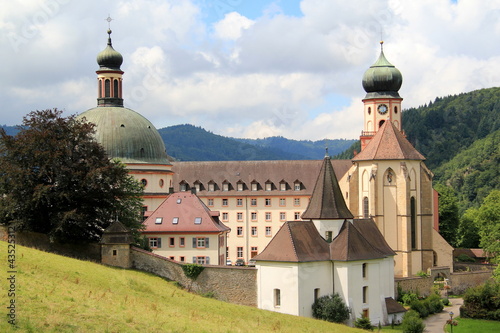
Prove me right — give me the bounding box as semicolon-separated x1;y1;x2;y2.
1;0;500;142
213;12;254;41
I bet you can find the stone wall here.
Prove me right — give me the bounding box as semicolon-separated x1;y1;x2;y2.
395;270;494;298
130;247;257;307
450;271;494;295
0;226;100;261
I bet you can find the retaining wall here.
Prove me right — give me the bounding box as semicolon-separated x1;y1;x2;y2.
131;247;257;307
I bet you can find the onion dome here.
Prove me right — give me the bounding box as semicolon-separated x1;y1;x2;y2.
362;42;402;98
96;29;123;70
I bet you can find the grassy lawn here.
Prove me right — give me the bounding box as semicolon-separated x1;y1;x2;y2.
444;317;500;333
0;242;366;332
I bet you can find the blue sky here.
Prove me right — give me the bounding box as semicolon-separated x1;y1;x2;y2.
1;0;500;140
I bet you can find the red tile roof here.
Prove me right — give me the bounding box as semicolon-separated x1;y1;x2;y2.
353;121;425;161
143;192;230;233
253;221;330;262
302;157;353;219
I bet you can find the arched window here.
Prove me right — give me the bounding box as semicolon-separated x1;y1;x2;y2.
98;79;102;98
394;106;398;114
113;79;119;97
379;119;385;129
363;197;369;218
105;79;110;97
367;107;371;115
411;197;416;249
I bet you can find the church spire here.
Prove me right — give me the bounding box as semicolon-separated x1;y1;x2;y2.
302;156;353;220
96;19;124;107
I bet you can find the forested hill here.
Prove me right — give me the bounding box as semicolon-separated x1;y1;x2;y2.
158;124;356;161
402;87;500;170
235;136;355;160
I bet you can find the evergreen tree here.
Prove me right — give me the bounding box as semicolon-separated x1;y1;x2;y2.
0;109;144;243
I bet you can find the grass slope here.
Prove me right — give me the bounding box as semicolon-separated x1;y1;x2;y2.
0;242;363;332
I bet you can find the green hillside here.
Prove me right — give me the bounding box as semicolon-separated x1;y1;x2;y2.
0;242;362;332
159;124;308;161
402;87;500;170
235;136;356;160
434;129;500;212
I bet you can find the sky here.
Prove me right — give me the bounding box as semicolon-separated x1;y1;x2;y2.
1;0;500;140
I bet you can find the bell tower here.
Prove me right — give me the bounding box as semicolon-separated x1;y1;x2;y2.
360;42;403;150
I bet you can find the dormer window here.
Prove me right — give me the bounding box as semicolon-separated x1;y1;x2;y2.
279;181;287;191
294;181;302;191
237;181;244;191
265;181;273;191
208;181;215;192
251;181;259;191
193;181;202;193
179;181;188;192
222;181;230;192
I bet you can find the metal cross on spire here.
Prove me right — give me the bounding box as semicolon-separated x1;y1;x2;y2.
106;15;113;29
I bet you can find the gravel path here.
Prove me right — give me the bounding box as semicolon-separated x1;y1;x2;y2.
423;298;462;333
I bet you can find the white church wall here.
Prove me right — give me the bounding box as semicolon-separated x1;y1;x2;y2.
256;262;299;315
297;261;333;317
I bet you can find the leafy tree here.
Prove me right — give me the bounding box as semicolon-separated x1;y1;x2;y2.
473;190;500;275
455;207;480;248
311;293;350;323
434;183;460;246
0;109;144;243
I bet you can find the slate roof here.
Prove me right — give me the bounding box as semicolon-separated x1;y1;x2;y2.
302;157;353;219
329;220;390;261
143;192;230;234
385;297;407;314
172;160;352;196
253;221;330;262
353;121;425;161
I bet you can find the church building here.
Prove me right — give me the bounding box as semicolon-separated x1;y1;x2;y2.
81;30;453;278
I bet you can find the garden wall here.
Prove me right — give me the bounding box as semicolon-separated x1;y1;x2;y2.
130;247;257;307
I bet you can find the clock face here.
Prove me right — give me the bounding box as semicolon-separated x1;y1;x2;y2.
378;104;388;115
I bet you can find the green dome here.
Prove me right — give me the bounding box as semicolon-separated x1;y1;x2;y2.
78;106;169;165
362;45;402;98
96;30;123;70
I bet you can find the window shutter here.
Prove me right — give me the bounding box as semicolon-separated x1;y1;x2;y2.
193;237;197;248
192;256;197;264
205;238;209;248
206;256;210;265
157;238;162;248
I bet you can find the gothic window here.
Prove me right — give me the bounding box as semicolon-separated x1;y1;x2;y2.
411;197;416;249
363;197;369;218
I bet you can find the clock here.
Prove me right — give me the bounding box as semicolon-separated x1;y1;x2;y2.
378;104;388;115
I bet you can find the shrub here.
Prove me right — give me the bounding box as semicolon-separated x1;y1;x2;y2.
428;294;444;314
442;297;450;306
402;293;418;306
401;310;425;333
416;271;429;278
410;300;429;318
354;315;374;331
456;254;475;262
181;263;204;280
312;293;350;323
461;280;500;320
